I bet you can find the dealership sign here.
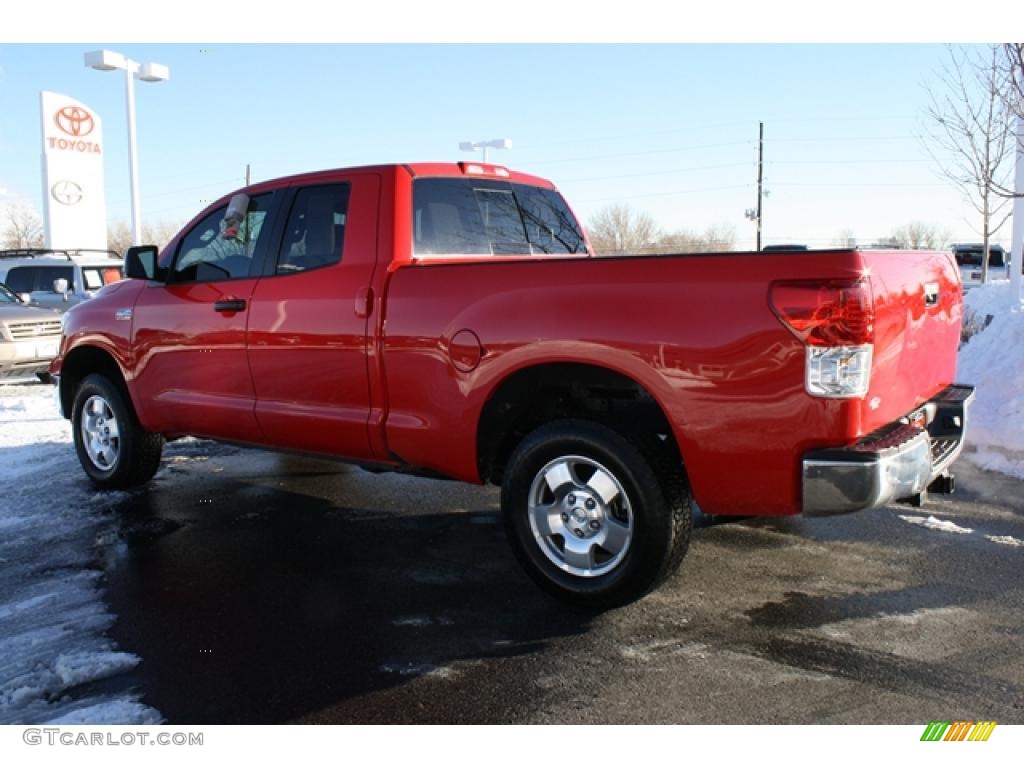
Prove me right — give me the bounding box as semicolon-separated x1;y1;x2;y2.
40;91;107;250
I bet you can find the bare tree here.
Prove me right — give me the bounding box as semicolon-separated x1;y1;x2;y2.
657;224;735;253
889;221;952;250
926;44;1014;282
832;229;857;248
2;203;45;249
586;204;660;256
1000;43;1024;118
107;219;182;255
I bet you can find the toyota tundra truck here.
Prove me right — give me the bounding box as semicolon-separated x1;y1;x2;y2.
49;162;974;608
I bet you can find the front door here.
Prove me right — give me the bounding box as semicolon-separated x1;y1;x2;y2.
131;192;276;443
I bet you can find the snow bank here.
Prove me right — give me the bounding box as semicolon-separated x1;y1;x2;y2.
0;383;160;725
957;282;1024;479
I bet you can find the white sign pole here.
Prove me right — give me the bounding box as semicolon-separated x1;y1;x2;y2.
39;91;108;251
1011;115;1024;308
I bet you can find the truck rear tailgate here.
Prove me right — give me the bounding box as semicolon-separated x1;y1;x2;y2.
859;248;962;434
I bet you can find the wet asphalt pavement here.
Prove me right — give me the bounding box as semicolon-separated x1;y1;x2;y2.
92;440;1023;724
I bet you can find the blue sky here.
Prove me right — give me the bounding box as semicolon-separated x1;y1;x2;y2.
0;43;1008;249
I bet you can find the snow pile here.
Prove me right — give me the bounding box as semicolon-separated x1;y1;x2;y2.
898;515;974;535
985;534;1024;547
0;383;161;725
956;282;1024;479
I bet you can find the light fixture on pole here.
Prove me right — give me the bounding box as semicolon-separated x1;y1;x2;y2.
85;49;169;247
459;138;511;164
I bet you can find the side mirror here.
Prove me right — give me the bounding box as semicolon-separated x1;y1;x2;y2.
125;245;163;281
53;278;69;299
18;292;31;304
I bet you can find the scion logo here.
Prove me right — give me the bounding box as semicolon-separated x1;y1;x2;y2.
51;180;83;206
54;105;94;137
920;721;997;742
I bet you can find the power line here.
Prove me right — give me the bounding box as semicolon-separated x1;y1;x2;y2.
575;183;753;204
561;162;752;183
530;140;754;166
108;177;244;207
770;135;920;144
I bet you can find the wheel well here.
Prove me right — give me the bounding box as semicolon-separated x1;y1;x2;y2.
477;363;681;485
59;346;130;419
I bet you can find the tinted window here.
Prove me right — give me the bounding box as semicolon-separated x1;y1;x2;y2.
413;179;586;257
173;193;272;282
955;248;1005;267
4;266;75;293
277;184;350;274
514;185;587;254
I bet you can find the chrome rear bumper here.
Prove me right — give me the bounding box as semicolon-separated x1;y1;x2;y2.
802;384;975;516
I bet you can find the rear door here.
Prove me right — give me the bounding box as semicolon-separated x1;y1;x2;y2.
246;173;380;459
131;192;277;442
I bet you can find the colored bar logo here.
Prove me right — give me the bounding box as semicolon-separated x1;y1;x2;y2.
921;721;997;742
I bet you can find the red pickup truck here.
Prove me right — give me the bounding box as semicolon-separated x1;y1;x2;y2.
51;162;973;608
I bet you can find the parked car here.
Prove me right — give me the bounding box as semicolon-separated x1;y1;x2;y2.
0;249;124;312
49;163;973;607
0;282;63;382
951;243;1008;287
762;243;808;251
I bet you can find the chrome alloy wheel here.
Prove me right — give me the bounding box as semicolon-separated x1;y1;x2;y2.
80;395;120;471
527;454;634;578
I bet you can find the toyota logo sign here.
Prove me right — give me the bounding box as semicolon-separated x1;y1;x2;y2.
54;106;95;137
51;180;84;206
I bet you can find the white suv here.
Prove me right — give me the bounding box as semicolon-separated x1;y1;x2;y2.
0;249;124;312
951;243;1009;289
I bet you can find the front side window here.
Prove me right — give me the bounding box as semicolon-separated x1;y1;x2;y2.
413;178;586;257
172;193;272;282
277;184;350;274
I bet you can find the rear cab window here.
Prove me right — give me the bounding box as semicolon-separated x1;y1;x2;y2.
413;178;587;259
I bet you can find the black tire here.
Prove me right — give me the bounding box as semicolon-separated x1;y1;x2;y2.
71;373;164;489
501;418;692;610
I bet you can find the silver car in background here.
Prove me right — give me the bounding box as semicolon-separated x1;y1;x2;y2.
0;282;63;382
0;249;124;312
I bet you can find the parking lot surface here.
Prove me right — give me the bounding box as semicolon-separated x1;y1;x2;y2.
87;441;1023;724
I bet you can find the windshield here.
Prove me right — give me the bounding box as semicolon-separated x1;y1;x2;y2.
0;283;19;304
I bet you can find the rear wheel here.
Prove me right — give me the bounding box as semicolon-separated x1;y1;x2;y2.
502;418;691;610
72;373;164;489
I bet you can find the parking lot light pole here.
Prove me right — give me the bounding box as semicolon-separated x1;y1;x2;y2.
459;138;511;164
84;49;169;247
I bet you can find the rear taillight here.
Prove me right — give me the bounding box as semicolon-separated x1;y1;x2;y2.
770;279;875;398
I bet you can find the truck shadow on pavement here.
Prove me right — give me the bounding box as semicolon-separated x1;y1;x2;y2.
99;451;594;724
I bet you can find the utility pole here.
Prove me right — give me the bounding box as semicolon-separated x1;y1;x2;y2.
756;121;764;252
245;163;251;187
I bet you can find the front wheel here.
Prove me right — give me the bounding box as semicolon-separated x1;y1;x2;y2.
501;419;691;610
72;373;164;489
